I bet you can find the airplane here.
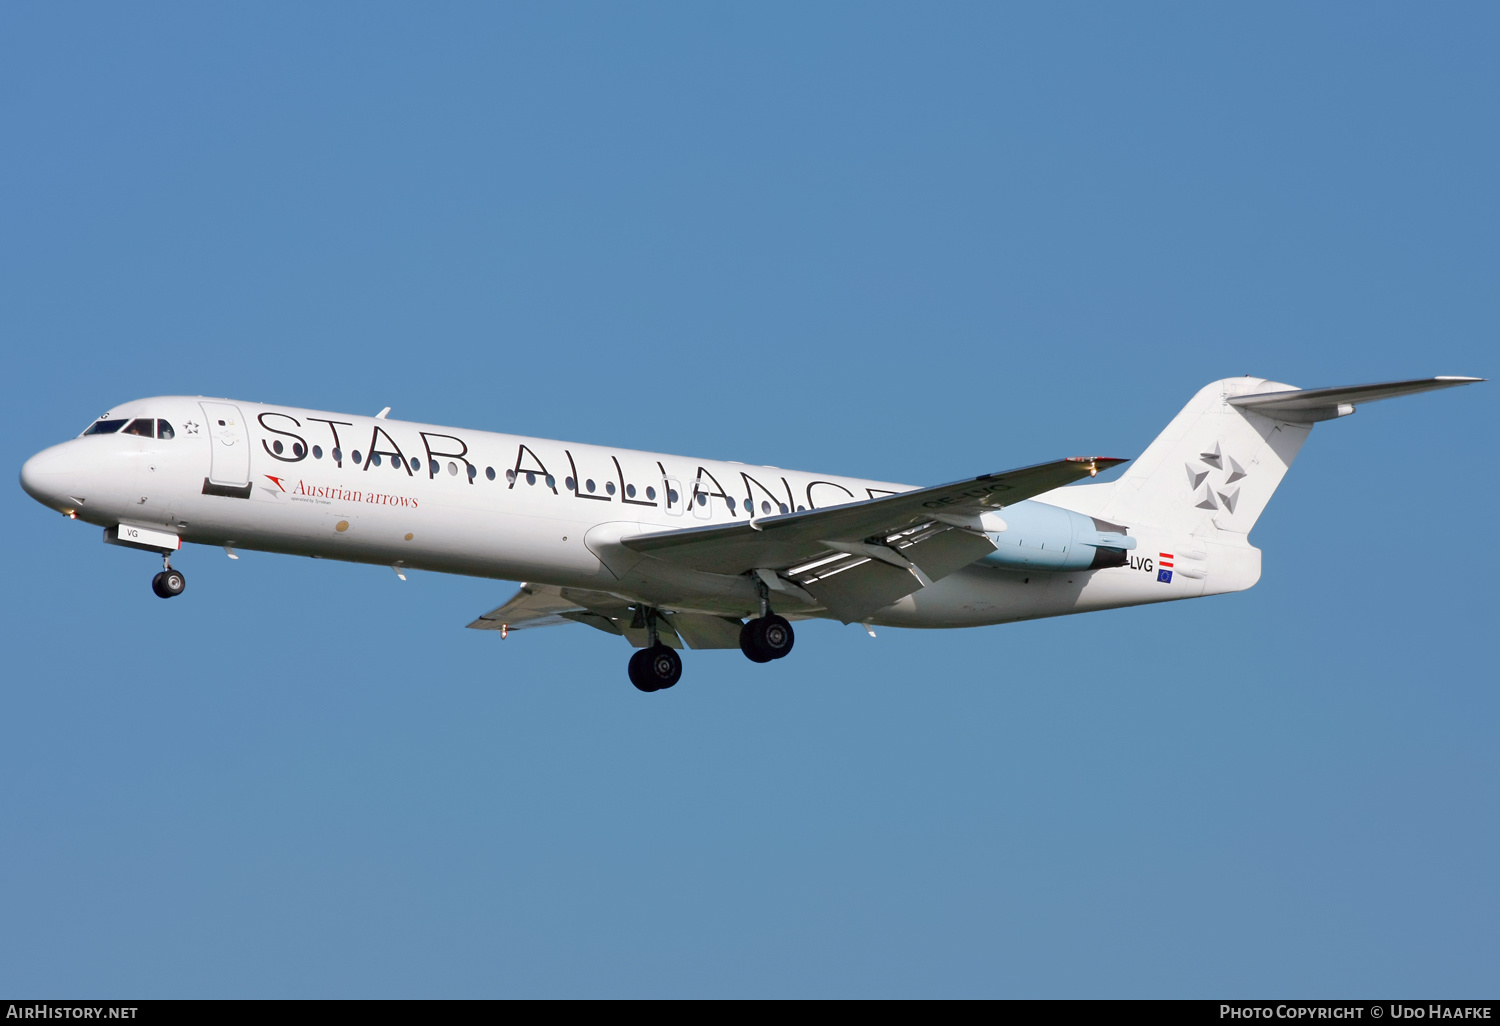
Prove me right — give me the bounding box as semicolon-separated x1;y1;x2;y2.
19;375;1481;692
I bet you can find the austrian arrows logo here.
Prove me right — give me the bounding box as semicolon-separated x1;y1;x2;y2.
264;475;287;492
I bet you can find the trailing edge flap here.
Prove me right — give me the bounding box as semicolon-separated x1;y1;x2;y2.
620;457;1127;578
1228;376;1482;423
663;612;745;650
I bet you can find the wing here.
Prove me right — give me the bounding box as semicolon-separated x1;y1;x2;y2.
622;456;1126;623
467;582;599;632
467;582;744;649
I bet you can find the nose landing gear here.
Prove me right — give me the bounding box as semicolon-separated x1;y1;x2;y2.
151;553;186;599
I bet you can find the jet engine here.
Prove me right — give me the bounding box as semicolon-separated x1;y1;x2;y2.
978;500;1135;572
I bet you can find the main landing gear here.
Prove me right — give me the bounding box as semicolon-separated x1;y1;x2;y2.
740;577;795;663
151;553;186;599
740;614;794;663
624;586;797;692
627;607;683;693
628;645;682;693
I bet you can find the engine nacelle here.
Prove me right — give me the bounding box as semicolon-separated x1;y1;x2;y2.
977;500;1135;572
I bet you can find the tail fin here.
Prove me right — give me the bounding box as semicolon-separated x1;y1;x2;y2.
1099;376;1481;536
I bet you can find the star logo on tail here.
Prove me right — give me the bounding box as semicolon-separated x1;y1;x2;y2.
1185;443;1247;513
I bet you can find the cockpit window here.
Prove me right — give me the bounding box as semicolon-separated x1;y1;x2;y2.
121;419;155;437
83;419;127;436
157;420;175;439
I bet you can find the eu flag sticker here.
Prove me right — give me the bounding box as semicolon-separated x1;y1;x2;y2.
1157;569;1173;584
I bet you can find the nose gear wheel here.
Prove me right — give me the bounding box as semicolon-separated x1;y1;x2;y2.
151;568;186;599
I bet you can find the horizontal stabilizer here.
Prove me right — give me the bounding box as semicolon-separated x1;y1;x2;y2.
1228;376;1482;423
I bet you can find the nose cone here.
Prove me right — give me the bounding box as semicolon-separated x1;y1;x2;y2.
20;444;80;509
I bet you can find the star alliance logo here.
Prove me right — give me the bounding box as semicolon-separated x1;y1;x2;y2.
183;420;200;435
1185;442;1246;513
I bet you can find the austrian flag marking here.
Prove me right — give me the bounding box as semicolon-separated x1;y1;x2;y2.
1157;552;1173;584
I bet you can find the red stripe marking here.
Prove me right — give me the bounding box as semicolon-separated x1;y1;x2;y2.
1160;553;1173;558
1160;561;1173;568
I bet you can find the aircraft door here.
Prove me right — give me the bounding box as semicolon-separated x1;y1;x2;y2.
662;475;685;517
690;477;713;520
200;401;252;488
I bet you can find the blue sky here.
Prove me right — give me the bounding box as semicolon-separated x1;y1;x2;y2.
2;3;1495;997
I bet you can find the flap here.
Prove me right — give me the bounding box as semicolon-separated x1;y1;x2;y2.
664;612;746;649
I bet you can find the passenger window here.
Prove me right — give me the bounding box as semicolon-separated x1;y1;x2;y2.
371;454;382;467
83;419;127;435
313;445;323;459
646;486;656;501
486;467;496;481
122;419;155;437
157;420;175;439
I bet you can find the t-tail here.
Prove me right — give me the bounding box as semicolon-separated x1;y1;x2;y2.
1057;376;1482;596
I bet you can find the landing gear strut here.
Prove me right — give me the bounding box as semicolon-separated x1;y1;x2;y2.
151;552;186;599
627;607;682;692
740;576;794;662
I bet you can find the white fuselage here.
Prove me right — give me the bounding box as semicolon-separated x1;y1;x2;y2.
21;396;1256;629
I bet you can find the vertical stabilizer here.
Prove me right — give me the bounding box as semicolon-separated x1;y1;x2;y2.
1101;378;1312;537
